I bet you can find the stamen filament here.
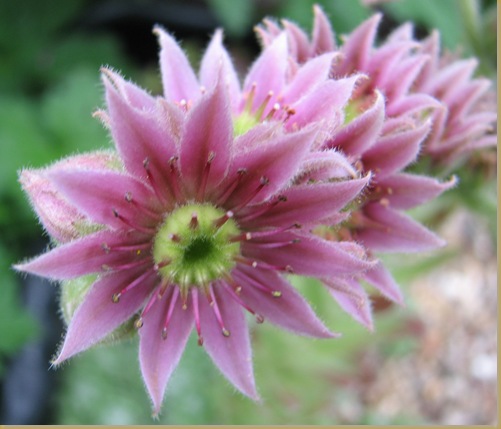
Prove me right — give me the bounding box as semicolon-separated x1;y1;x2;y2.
161;287;180;339
191;288;203;346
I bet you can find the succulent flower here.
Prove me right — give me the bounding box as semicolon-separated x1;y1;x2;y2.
256;7;463;328
16;28;373;414
257;7;497;164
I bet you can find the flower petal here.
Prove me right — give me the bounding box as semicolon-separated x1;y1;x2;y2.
355;203;445;252
53;267;157;364
221;125;319;208
242;32;288;111
242;175;369;228
139;287;193;415
312;5;336;55
362;261;404;304
375;173;457;209
49;169;160;229
288;76;361;131
328;90;385;157
334;14;382;76
324;277;374;330
179;80;233;197
200;29;241;110
15;231;149;279
363;117;431;177
234;266;338;338
282;53;336;103
199;285;258;399
243;232;374;276
104;74;179;202
154;27;200;102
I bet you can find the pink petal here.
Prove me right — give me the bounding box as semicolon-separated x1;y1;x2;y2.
282;53;337;103
355;203;446;252
296;150;358;182
15;230;149;280
312;5;336;55
221;125;319;208
49;169;160;230
154;27;200;102
243;232;374;276
288;76;361;131
53;267;157;364
363;117;431;177
242;32;288;112
101;68;156;111
242;175;369;228
199;29;241;110
234;266;338;338
20;168;85;243
199;285;258;399
362;261;404;304
375;173;457;209
139;287;193;414
328;90;385;157
179;80;232;197
104;75;178;201
324;277;373;330
387;93;443;117
282;19;311;62
334;14;382;76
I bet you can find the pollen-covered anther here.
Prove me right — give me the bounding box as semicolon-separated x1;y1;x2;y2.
134;317;144;329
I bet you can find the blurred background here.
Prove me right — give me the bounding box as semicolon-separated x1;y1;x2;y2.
0;0;497;424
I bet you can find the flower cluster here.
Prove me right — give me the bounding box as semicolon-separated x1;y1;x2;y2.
16;5;496;415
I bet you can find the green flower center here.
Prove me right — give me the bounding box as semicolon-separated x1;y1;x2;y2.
152;204;241;290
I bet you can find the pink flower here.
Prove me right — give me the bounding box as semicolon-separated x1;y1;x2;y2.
258;7;497;164
16;28;373;414
256;8;463;328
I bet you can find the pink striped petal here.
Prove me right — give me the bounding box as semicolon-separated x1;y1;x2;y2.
15;231;149;280
288;76;360;131
53;267;157;364
199;285;258;399
282;53;336;103
356;203;445;252
200;29;241;110
334;14;382;76
363;118;430;177
387;93;443;117
179;81;232;197
243;232;374;276
104;75;178;200
375;173;457;209
362;261;404;304
49;169;160;230
312;5;336;55
234;266;337;338
296;150;357;182
154;27;200;102
221;125;319;208
242;175;369;228
20;168;85;243
328;90;385;156
282;20;311;62
139;288;193;414
242;32;288;112
101;68;156;111
324;277;374;330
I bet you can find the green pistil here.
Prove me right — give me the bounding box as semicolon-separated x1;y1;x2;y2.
233;111;260;137
153;204;241;290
